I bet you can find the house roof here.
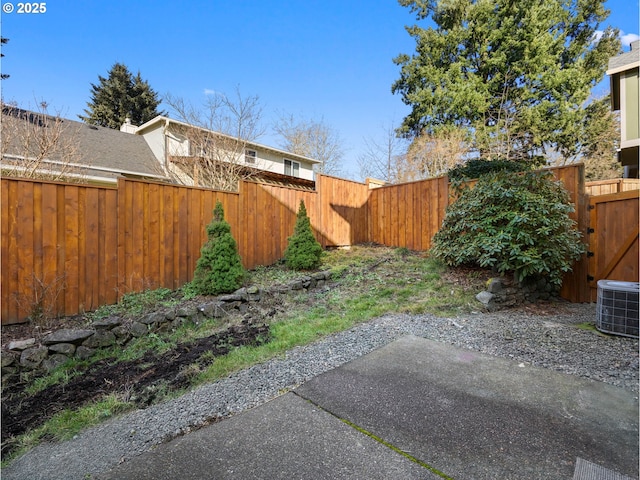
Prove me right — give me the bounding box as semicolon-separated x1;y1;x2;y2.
2;106;167;182
135;115;323;165
607;40;640;75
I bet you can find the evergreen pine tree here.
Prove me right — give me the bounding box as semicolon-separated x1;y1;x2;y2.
80;63;163;129
393;0;621;162
284;200;323;270
193;201;245;295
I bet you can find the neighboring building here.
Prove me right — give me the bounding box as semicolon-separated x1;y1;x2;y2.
2;107;321;190
607;40;640;178
126;116;321;187
1;106;167;185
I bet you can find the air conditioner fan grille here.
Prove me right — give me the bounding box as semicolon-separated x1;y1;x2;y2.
596;280;639;338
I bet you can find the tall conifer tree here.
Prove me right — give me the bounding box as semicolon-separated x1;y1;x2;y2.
80;63;163;128
392;0;621;163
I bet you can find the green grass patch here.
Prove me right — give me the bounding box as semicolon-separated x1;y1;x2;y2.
3;393;133;466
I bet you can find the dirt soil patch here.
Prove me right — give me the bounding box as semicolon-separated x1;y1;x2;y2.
1;320;269;458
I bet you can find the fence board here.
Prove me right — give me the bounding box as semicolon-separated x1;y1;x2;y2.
56;185;66;316
63;186;80;316
32;185;43;292
548;165;590;302
103;188;119;306
176;187;189;288
1;180;11;321
77;188;86;313
148;183;162;288
84;188;100;312
17;181;34;320
586;178;640;196
419;181;431;250
41;183;59;316
434;177;449;250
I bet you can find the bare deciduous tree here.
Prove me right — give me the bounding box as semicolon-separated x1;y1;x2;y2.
399;127;470;181
273;113;344;176
1;102;84;182
357;123;408;183
164;87;266;191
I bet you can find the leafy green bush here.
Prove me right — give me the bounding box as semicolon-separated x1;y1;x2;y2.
431;170;585;287
447;158;533;181
284;200;323;270
193;201;245;295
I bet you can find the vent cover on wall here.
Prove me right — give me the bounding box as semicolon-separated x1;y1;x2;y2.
596;280;639;338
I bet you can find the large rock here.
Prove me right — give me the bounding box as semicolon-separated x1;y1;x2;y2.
7;338;36;351
476;290;494;306
75;346;94;360
312;271;331;281
19;346;49;369
43;354;69;372
111;325;131;344
130;321;149;337
140;312;166;326
90;316;121;329
176;306;198;318
42;329;94;345
486;278;504;294
199;301;227;318
219;294;243;303
82;330;116;348
1;352;17;367
289;280;304;290
246;286;261;301
48;343;76;356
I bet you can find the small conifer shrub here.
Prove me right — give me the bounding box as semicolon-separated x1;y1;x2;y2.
284;200;323;270
193;201;245;295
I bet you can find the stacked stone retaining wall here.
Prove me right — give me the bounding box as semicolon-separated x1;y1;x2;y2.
2;271;332;380
475;275;559;311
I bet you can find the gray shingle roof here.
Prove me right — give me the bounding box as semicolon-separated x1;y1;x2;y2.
608;40;640;73
2;107;166;180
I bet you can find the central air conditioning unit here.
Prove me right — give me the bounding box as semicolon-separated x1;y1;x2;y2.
596;280;639;338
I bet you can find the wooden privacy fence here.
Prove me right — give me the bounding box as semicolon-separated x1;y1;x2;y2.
368;176;449;251
2;164;620;324
586;178;640;196
1;175;371;324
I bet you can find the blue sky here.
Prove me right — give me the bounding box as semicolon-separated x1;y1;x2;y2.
1;0;638;180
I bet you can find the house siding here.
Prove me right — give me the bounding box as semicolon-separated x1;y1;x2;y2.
139;127;167;167
621;70;639;146
257;149;314;180
136;118;317;181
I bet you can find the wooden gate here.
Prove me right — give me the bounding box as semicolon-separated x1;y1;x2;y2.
587;190;640;302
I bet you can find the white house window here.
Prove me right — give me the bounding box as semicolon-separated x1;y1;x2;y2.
284;159;300;177
245;149;257;164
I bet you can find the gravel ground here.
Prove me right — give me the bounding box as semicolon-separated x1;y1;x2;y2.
3;302;638;480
